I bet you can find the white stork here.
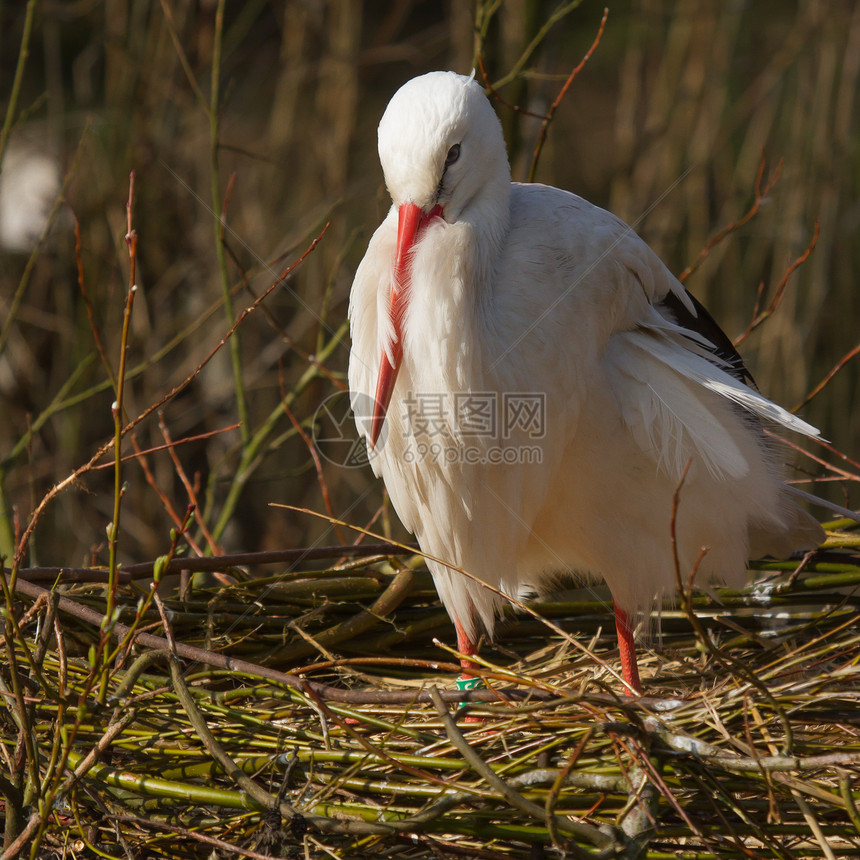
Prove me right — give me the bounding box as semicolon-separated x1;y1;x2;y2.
348;71;823;694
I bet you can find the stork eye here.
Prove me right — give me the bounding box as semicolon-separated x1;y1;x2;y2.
445;143;461;166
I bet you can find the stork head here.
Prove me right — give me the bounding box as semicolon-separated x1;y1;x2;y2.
378;71;510;222
369;72;511;447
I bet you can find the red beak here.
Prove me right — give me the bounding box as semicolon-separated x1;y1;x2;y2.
370;202;442;448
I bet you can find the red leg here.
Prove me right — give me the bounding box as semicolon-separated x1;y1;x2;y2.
613;603;642;696
454;618;485;721
455;618;480;677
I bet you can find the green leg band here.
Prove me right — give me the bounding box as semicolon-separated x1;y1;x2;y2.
456;675;486;711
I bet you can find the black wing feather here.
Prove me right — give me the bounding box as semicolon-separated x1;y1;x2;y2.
660;290;756;388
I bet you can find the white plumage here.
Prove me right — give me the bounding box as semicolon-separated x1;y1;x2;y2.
348;71;823;693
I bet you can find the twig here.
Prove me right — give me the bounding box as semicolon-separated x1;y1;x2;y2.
157;413;222;556
529;8;608;182
42;708;138;819
270;567;416;662
0;576;41;842
0;0;37;172
545;728;592;849
429;687;618;854
476;0;586;93
794;340;860;412
9;540;415;583
643;716;860;772
126;429;212;560
680;153;783;285
169;655;305;821
226;229;348;393
0;583;59;701
280;373;344;544
734;220;819;347
158;0;209;109
74;215;115;387
768;429;860;484
111;815;284;860
477;54;546;120
209;0;251;448
107;422;240;471
792;789;838;860
0;812;40;860
101;169;139;702
840;773;860;835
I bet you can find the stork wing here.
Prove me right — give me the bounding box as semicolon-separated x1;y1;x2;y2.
502;186;820;483
605;245;819;482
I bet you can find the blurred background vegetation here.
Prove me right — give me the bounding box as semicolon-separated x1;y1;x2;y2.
0;0;857;571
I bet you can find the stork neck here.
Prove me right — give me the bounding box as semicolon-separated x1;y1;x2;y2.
461;176;511;290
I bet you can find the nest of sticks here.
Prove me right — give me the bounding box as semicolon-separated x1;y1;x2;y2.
3;519;860;860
